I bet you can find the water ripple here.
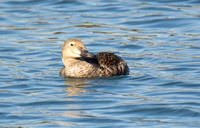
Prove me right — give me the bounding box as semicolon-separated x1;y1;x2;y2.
0;0;200;127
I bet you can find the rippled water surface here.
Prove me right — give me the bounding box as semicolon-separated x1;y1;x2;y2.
1;0;200;127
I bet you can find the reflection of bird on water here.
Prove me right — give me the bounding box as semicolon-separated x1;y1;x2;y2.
64;78;91;96
60;38;129;78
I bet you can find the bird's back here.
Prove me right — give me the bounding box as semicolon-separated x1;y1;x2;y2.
95;52;129;77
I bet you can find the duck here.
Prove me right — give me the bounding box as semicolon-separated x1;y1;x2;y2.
60;38;129;78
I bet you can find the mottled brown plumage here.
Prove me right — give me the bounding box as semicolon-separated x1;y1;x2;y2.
96;52;121;67
60;38;129;78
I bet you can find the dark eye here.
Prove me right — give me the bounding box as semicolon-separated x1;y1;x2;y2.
70;43;74;46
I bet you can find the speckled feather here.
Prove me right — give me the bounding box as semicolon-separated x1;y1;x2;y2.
95;52;129;76
96;52;121;66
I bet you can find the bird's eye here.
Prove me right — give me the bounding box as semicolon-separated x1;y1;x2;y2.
70;43;74;46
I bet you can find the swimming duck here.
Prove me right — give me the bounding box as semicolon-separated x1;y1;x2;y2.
60;38;129;78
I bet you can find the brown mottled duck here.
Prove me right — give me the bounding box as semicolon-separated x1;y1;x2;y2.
60;38;129;78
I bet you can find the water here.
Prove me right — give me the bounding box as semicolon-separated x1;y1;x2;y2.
0;0;200;127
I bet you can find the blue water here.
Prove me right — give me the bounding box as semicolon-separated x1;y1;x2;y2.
0;0;200;127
